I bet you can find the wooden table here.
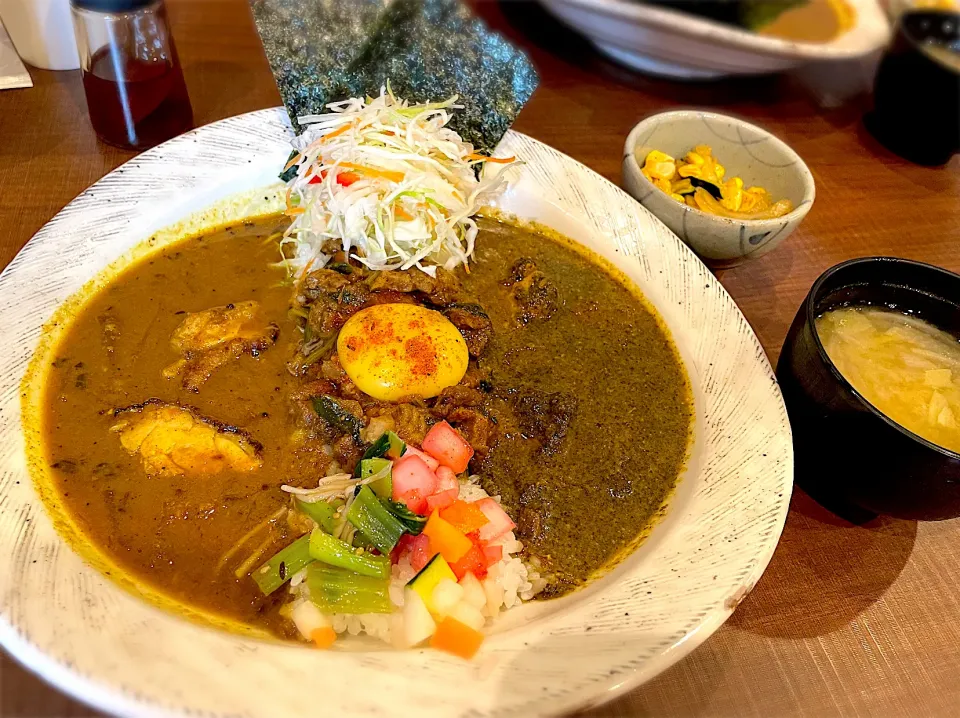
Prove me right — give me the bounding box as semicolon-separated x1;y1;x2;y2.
1;1;958;715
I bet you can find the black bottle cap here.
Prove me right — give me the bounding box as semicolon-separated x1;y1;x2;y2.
71;0;158;11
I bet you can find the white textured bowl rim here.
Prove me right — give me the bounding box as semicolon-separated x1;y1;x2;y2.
542;0;890;58
624;109;816;229
0;108;793;718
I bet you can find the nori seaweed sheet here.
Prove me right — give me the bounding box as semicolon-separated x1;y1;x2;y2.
249;0;538;155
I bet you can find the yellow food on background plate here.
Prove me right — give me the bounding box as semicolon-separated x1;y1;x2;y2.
337;303;469;401
639;145;794;220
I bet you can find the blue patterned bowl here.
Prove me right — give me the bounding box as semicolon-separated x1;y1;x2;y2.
623;110;815;268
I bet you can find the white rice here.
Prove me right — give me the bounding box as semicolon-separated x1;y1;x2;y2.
287;475;546;644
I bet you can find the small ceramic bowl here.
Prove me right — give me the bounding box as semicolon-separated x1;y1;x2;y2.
623;110;815;268
777;257;960;521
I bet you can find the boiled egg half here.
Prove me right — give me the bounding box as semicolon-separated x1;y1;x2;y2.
337;303;468;402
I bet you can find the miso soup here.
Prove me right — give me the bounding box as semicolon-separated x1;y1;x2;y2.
817;306;960;453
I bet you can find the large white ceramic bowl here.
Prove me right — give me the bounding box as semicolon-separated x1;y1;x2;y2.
0;108;792;717
539;0;891;78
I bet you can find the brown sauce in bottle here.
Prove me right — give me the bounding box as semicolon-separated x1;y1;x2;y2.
81;46;192;150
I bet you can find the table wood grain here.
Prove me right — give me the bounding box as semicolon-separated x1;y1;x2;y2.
1;1;958;715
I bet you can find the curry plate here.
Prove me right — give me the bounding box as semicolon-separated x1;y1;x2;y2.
0;108;792;717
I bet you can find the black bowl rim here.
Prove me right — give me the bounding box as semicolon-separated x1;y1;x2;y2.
805;255;960;462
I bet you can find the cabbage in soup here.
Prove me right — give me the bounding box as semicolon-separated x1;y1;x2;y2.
817;306;960;453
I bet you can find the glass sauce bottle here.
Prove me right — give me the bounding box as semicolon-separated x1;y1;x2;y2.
71;0;192;150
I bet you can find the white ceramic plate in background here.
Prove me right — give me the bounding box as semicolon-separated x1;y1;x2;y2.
0;108;792;717
539;0;891;78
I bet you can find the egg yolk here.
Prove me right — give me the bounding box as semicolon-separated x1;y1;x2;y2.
337;303;469;402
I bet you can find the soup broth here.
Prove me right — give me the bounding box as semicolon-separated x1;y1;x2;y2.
817;306;960;452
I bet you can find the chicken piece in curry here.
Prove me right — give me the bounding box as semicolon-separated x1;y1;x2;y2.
37;214;692;636
163;300;279;392
111;400;262;478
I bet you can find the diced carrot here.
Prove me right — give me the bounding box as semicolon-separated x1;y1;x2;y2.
425;488;458;513
430;617;484;659
423;511;472;564
311;626;337;649
440;500;489;534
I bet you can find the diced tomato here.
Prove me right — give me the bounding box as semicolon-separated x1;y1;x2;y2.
308;170;360;186
475;498;516;542
449;543;487;580
392;455;438;504
391;533;415;564
481;544;502;567
408;534;435;573
440;500;489;534
425;488;458;512
336;170;361;186
403;446;440;472
422;421;474;473
434;465;459;493
397;489;428;515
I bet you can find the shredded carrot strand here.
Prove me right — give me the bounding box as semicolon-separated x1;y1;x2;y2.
283;152;303;171
394;205;414;221
340;162;405;183
466;153;515;164
285;207;306;216
305;122;355;155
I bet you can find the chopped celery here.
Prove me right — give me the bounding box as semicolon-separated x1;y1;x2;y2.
382;499;427;535
307;563;392;614
309;527;390;579
346;486;406;554
296;498;341;534
386;431;405;459
361;457;393;499
354;431;405;476
360;457;391;478
252;534;314;595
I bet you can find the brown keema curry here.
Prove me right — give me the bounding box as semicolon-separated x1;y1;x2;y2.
38;213;692;637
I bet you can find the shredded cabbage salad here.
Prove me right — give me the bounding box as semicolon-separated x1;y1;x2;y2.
281;86;516;277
